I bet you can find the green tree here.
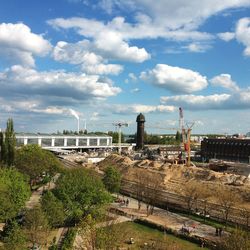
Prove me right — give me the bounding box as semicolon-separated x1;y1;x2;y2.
103;166;121;193
175;131;182;142
3;220;27;250
0;118;15;166
0;131;6;163
15;144;62;188
218;228;250;250
41;191;66;227
54;168;111;223
107;131;124;143
0;168;30;222
24;206;50;248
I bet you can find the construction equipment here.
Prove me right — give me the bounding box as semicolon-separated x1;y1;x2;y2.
179;107;195;167
113;122;128;154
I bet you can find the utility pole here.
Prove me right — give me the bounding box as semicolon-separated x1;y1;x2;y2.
113;122;128;154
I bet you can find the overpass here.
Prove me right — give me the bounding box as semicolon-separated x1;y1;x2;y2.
16;133;113;150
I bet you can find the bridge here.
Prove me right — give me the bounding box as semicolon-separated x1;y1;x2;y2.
16;133;113;150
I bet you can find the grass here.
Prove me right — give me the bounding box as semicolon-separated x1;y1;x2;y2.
113;221;209;250
176;211;235;232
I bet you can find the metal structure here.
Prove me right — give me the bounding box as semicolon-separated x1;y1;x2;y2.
179;107;195;167
15;134;112;150
179;107;184;132
201;138;250;163
113;122;128;154
136;113;145;150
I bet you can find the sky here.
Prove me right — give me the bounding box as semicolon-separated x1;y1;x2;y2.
1;0;250;135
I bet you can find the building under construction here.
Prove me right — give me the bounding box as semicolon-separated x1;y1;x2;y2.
201;138;250;163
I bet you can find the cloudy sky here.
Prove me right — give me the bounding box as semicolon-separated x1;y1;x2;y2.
1;0;250;134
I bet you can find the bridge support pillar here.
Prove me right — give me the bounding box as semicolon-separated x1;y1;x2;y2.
64;138;67;147
38;138;42;146
51;138;55;147
24;138;28;145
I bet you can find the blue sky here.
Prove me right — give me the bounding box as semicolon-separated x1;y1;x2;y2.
1;0;250;135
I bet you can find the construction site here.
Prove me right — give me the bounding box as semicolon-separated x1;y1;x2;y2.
60;108;250;230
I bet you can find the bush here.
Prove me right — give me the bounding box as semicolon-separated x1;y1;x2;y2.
61;228;76;250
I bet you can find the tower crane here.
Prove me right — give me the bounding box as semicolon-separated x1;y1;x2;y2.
113;122;128;154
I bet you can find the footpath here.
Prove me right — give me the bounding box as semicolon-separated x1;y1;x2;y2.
110;195;227;247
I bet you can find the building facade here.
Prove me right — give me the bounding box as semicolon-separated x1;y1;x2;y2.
201;138;250;163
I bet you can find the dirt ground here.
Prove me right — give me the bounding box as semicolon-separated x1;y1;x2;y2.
97;154;250;208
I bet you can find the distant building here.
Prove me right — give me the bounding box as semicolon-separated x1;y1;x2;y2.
201;138;250;163
15;133;112;150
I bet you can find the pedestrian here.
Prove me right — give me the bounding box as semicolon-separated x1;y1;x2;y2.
219;227;222;237
215;227;218;236
201;240;205;248
126;198;129;207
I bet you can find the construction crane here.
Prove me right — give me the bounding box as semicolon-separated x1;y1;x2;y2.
113;122;128;154
179;107;195;167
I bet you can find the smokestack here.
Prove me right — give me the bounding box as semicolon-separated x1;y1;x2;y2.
69;109;80;134
136;113;145;150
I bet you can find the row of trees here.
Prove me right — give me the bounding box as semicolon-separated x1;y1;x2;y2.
2;167;114;249
0;118;15;166
14;144;61;189
126;131;182;145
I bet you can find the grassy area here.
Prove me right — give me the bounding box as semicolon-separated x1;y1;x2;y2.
113;221;209;250
176;212;235;232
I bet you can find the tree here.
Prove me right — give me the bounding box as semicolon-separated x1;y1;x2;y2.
77;214;129;250
3;220;27;250
239;205;250;228
0;168;30;222
218;228;250;250
103;166;121;193
134;169;161;215
0;118;16;166
197;184;213;221
175;131;182;143
41;191;66;227
107;131;124;143
182;181;200;214
24;206;50;248
53;168;111;223
0;131;6;163
15;144;62;188
217;187;239;223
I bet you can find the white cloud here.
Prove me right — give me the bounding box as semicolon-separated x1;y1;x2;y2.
184;42;212;53
161;89;250;110
0;23;51;67
128;73;137;81
94;30;150;62
161;94;231;109
217;32;235;41
53;40;123;75
50;1;250;58
82;63;123;75
97;0;250;30
130;88;140;93
48;17;151;63
0;65;121;102
210;74;240;91
48;16;213;43
140;64;208;93
110;103;176;114
235;17;250;56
